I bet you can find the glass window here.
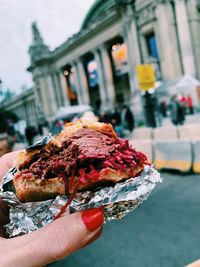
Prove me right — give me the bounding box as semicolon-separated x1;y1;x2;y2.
111;43;128;76
146;33;159;60
87;60;98;87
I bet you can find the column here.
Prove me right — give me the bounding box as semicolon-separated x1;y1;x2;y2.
98;45;115;109
59;71;70;106
26;100;30;126
93;49;108;109
52;72;63;108
32;101;38;127
76;59;90;105
122;7;144;119
23;103;28;125
186;0;200;78
46;75;57;115
34;82;42;110
122;7;141;95
72;62;83;105
38;77;51;117
34;83;45;123
155;1;182;79
175;0;196;76
54;73;64;107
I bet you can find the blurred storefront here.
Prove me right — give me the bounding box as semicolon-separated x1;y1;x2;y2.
26;0;200;122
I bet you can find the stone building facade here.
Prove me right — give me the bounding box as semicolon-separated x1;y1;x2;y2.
27;0;200;122
1;88;39;128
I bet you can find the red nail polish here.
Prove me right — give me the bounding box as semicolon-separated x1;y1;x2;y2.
81;208;104;232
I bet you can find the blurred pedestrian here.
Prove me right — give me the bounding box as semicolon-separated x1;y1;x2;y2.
57;120;64;131
111;108;121;126
177;103;185;124
101;111;112;123
122;106;135;132
38;123;43;135
25;126;37;146
50;121;62;135
170;95;185;125
111;108;124;137
143;91;157;128
112;118;124;137
159;101;167;117
179;93;187;114
186;94;194;114
169;95;178;125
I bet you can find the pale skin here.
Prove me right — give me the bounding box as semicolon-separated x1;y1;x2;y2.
0;152;102;267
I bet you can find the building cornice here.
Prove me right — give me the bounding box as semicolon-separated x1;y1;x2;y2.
49;9;120;61
1;88;35;109
27;54;54;72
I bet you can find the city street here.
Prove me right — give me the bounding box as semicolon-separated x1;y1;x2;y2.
50;172;200;267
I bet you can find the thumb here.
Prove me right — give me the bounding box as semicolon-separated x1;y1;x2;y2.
7;208;104;267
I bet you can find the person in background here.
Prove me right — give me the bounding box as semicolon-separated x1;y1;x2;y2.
159;101;167;117
101;111;112;124
178;94;186;124
170;95;185;125
49;120;64;136
112;118;124;138
179;93;187;114
38;123;43;136
111;108;121;126
186;94;194;114
57;120;64;131
25;126;37;146
169;95;178;125
122;105;135;132
111;108;124;138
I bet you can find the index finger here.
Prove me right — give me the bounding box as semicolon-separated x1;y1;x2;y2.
0;151;22;182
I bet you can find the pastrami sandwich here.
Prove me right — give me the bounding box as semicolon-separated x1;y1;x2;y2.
13;120;149;203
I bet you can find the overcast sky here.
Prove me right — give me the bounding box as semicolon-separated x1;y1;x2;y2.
0;0;94;93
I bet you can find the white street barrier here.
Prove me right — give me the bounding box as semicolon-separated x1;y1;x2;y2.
153;126;178;140
178;124;200;141
130;139;153;163
132;127;152;140
154;140;192;172
192;140;200;173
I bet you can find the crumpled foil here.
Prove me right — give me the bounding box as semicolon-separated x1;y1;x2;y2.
0;136;162;237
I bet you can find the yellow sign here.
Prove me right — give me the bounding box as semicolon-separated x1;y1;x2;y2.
136;64;156;90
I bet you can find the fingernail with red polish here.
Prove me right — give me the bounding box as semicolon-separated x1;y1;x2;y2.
81;208;104;232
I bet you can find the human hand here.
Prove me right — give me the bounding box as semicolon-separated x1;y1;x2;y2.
186;259;200;267
0;152;104;267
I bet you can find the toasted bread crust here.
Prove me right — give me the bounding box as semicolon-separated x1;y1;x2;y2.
13;175;65;202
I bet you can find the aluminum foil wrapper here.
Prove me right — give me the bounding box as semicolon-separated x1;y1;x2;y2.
0;136;162;237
